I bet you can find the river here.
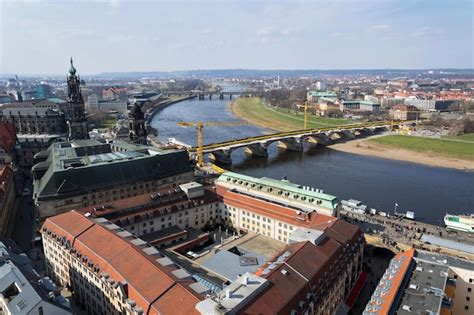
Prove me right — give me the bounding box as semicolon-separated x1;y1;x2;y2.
150;95;474;225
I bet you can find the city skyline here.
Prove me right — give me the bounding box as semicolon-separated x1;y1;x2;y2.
1;0;473;75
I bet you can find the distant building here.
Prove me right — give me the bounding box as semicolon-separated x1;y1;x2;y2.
0;240;72;314
389;105;420;121
102;86;127;101
1;107;66;135
0;165;15;237
380;97;405;108
32;139;194;218
404;98;455;111
315;81;326;91
86;94;99;110
307;91;337;103
0;94;14;104
21;90;37;101
98;100;128;112
340;100;380;113
364;249;474;315
36;83;52;99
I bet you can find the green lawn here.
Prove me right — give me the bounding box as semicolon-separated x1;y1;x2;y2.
100;119;117;129
232;97;353;131
442;133;474;142
369;135;474;161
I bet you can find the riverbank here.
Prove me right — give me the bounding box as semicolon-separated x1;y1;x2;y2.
146;95;196;124
230;97;353;131
330;137;474;170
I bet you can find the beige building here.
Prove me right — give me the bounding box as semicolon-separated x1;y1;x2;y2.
76;183;220;239
42;211;206;315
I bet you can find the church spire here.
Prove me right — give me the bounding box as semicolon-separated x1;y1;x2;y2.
69;57;77;76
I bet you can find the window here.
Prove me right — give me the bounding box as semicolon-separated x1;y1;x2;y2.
465;306;469;310
468;288;472;292
467;296;470;301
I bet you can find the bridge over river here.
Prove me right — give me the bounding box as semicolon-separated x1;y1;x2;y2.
187;120;414;164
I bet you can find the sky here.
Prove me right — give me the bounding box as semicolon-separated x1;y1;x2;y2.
0;0;473;75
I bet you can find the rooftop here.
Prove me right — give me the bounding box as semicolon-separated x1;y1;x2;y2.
396;259;448;315
364;249;415;315
0;241;71;314
41;211;204;315
33;139;192;202
217;171;338;212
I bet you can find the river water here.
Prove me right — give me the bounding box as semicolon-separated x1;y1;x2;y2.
150;96;474;225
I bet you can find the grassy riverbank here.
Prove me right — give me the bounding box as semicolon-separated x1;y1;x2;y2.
231;97;353;131
442;133;474;142
369;135;474;161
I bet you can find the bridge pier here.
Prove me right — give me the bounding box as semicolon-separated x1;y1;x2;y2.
328;131;343;141
277;138;303;151
229;93;233;100
208;150;232;164
198;94;205;100
219;93;224;100
244;143;268;157
305;133;332;146
341;130;356;140
209;94;212;100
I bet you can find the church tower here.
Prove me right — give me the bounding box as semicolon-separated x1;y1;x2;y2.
67;58;88;140
128;102;147;144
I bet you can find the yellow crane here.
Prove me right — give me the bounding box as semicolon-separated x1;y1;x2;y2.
296;101;320;129
177;121;252;167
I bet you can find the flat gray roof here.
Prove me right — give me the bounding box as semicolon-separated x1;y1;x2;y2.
420;234;474;254
396;259;448;315
201;247;267;281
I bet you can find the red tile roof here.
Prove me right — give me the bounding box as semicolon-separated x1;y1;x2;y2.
220;189;336;230
244;240;344;314
42;211;202;315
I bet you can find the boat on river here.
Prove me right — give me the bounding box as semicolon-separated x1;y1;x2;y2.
341;199;367;214
444;213;474;233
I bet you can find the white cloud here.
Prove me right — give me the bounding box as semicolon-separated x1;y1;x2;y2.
411;26;444;37
368;24;392;33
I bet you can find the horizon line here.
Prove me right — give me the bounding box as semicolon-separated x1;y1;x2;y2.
1;67;473;77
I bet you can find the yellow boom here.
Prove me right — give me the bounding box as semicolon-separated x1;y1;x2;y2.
177;121;251;166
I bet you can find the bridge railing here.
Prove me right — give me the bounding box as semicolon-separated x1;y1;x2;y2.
187;120;414;152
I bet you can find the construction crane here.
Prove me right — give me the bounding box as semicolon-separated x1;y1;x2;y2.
296;101;320;129
177;121;251;167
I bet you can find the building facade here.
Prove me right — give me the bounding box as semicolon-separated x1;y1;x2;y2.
32;139;194;218
41;211;205;315
0;240;72;314
364;249;474;315
0;165;16;237
76;183;220;239
1;107;66;135
389;105;420;121
0;122;16;164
